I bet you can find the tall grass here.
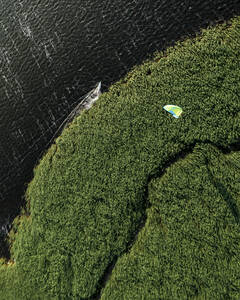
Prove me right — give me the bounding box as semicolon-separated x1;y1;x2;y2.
0;16;239;299
101;144;240;299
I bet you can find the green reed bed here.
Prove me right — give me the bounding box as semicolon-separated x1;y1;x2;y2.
0;16;240;299
100;144;240;299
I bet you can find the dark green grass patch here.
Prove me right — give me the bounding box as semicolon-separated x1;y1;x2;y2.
0;16;240;299
100;144;240;299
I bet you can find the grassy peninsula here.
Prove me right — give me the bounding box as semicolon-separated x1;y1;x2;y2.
0;16;240;299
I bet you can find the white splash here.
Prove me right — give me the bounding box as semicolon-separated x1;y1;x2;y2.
0;216;11;236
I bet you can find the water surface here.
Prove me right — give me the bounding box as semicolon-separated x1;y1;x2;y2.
0;0;240;257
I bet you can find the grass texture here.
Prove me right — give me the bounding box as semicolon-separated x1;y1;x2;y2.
0;16;240;299
101;144;240;299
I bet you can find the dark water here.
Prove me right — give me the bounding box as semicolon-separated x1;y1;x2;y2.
0;0;240;257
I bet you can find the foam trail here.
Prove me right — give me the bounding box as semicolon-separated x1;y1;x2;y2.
47;81;102;144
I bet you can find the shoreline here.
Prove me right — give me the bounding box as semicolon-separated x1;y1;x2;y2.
0;15;240;299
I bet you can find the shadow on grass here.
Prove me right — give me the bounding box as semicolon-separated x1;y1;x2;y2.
207;168;240;225
81;140;240;299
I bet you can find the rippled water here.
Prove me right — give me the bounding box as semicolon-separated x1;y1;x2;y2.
0;0;240;256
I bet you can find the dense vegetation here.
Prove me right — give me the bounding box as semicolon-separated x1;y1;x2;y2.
0;16;240;299
101;144;240;299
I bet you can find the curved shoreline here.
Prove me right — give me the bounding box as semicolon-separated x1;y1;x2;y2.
1;0;240;226
1;15;240;299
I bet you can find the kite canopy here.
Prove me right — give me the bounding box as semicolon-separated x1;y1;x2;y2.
163;105;183;118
